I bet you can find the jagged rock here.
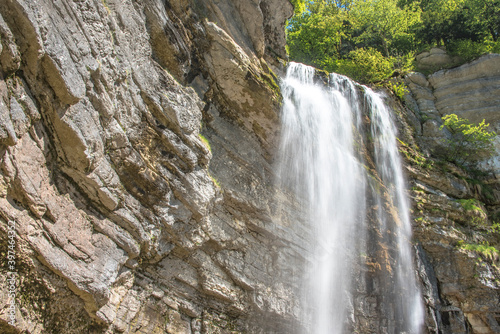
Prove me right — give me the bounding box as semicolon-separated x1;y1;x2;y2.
403;55;500;332
407;53;500;174
429;54;500;125
0;0;296;333
0;0;499;333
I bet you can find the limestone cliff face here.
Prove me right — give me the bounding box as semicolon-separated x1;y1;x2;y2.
400;54;500;333
406;54;500;172
0;0;298;333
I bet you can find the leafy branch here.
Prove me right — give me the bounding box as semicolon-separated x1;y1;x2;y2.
439;114;497;166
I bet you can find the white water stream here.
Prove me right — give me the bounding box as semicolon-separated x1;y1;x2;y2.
278;63;424;333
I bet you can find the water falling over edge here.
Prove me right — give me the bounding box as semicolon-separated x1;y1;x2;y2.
278;62;424;333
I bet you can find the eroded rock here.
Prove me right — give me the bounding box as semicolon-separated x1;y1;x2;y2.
0;0;297;333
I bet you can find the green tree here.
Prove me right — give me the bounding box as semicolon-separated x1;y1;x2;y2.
285;0;498;83
465;0;500;41
439;114;497;165
332;47;394;83
349;0;422;57
421;0;470;44
289;0;307;15
408;0;498;45
286;3;345;68
310;0;355;11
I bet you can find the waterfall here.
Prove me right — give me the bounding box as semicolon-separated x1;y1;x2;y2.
278;63;424;333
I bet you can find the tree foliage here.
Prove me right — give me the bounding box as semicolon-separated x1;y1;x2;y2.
289;0;307;15
286;0;500;83
287;3;345;69
409;0;500;44
334;48;394;83
439;114;497;166
350;0;421;57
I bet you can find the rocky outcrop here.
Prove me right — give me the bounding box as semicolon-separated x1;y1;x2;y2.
406;53;500;173
0;0;295;333
415;47;462;73
403;159;500;334
428;54;500;126
399;55;500;333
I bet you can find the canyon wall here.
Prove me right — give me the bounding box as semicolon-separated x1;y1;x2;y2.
0;0;500;333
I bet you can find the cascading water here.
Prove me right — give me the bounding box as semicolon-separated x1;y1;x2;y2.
278;62;424;333
367;89;425;333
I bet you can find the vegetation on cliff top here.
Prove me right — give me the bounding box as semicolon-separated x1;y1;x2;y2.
287;0;500;83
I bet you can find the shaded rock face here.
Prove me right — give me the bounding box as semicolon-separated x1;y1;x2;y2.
0;0;297;333
404;58;500;330
406;162;500;334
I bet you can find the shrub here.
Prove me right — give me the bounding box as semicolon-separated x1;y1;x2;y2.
439;114;497;166
199;134;212;152
457;198;487;225
391;81;408;100
390;51;416;75
333;47;393;84
448;39;500;62
457;198;484;213
457;240;499;262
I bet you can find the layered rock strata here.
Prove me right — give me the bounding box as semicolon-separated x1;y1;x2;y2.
405;54;500;172
0;0;298;333
399;56;500;333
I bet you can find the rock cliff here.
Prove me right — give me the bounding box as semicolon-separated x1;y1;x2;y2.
0;0;299;333
406;53;500;172
401;53;500;333
1;0;500;333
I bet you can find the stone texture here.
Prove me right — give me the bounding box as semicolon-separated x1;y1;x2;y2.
407;53;500;173
416;47;462;72
400;61;500;332
428;54;500;126
0;0;295;333
408;171;500;334
404;71;444;153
